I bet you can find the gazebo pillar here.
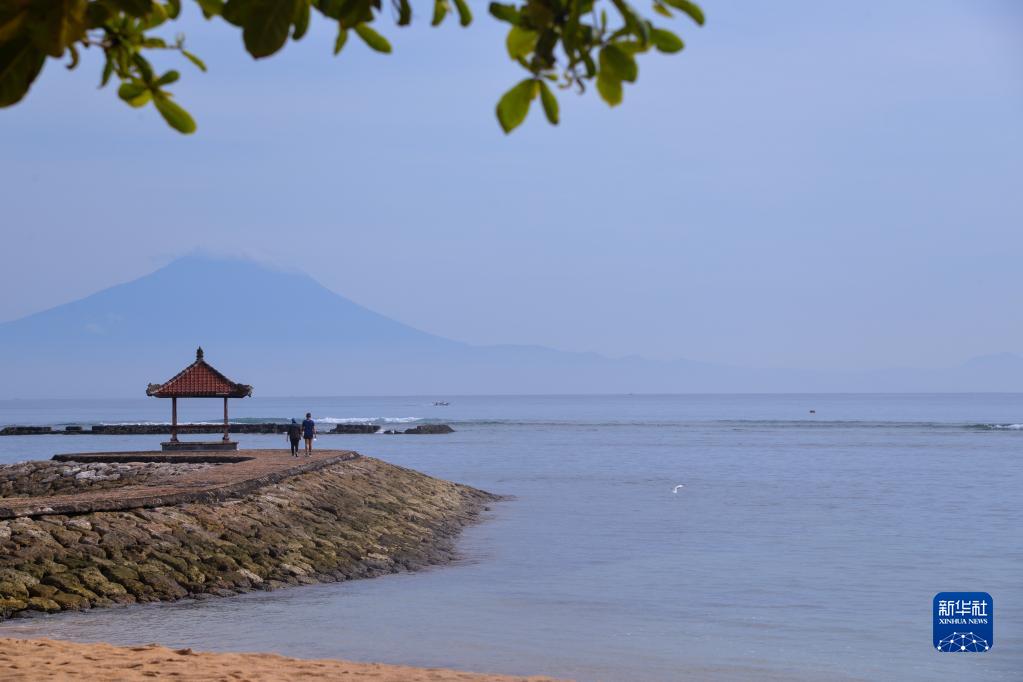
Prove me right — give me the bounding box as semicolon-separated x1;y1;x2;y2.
171;397;179;443
223;397;229;442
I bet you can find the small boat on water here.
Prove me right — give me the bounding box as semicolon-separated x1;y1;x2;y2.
433;401;450;406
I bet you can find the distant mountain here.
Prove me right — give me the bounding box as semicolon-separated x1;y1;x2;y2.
0;255;1019;397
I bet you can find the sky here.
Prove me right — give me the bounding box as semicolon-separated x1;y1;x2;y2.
1;1;1021;371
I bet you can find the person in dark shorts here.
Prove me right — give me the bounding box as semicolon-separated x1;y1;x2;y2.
302;412;316;455
286;418;302;457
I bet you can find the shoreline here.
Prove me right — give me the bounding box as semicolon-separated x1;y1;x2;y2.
0;637;565;681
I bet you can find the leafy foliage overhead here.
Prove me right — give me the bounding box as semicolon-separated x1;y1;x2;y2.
0;0;703;134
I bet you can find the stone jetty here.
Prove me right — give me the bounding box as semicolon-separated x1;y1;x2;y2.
0;450;497;619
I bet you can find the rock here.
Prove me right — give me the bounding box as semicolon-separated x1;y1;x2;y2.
28;583;57;599
0;426;53;435
279;563;307;577
42;573;98;601
0;598;28;614
0;581;29;600
27;597;60;612
78;567;128;598
237;568;263;585
330;424;380;434
386;424;454;435
51;592;88;610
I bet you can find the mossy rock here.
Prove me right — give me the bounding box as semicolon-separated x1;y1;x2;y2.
28;583;57;599
0;580;29;600
51;592;87;610
202;554;240;572
120;579;152;599
27;597;60;613
137;567;187;599
150;551;190;575
48;528;83;547
100;564;140;584
78;567;128;598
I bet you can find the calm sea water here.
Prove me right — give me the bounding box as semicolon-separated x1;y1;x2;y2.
0;395;1020;681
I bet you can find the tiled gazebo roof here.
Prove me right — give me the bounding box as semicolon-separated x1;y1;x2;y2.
146;347;253;398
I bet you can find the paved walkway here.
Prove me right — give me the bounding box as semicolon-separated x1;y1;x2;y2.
0;449;359;520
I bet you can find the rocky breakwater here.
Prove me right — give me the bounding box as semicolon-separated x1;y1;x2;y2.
0;455;498;619
384;424;456;434
1;423;455;436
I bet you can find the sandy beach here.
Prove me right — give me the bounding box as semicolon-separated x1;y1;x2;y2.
0;638;564;681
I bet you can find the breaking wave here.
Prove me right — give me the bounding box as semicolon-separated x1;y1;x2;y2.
316;416;422;425
969;423;1023;430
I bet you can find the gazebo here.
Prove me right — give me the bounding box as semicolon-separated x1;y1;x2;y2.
146;347;253;451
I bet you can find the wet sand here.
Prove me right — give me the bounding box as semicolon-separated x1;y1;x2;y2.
0;638;565;681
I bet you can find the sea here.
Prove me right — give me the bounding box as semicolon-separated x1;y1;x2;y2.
0;394;1019;681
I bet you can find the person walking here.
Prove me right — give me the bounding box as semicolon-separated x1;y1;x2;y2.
302;412;316;456
286;418;302;457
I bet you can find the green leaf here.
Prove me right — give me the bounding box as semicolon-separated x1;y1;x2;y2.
662;0;704;25
596;71;622;106
221;0;248;25
100;58;114;86
600;44;637;83
242;0;297;58
538;79;558;125
142;2;168;29
84;2;111;28
396;0;411;26
452;0;472;26
155;70;179;86
650;28;684;53
292;0;310;40
505;26;536;60
29;0;88;58
333;26;348;54
336;0;371;27
431;0;447;26
196;0;224;18
111;0;154;16
652;3;672;19
66;43;79;69
182;49;207;72
496;78;536;133
128;90;152;107
0;37;46;107
153;93;196;133
117;81;146;100
488;3;519;24
132;54;155;84
117;81;150;107
0;7;28;43
354;24;391;53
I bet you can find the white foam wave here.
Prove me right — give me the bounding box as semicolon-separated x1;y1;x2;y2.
988;423;1023;430
316;416;422;425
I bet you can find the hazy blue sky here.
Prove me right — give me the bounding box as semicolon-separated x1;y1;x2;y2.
2;1;1021;370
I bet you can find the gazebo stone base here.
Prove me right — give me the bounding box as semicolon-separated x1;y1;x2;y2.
161;440;239;452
